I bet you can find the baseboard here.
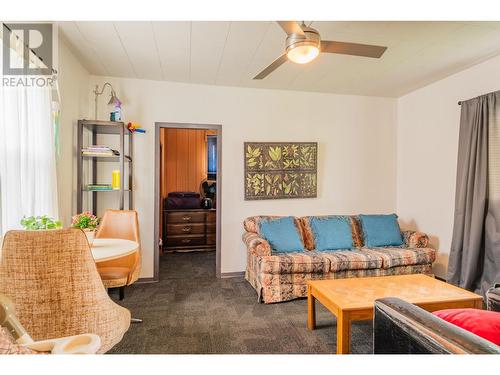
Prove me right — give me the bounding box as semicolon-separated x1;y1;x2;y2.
136;277;159;284
220;271;245;278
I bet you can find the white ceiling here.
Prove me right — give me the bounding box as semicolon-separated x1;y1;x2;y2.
59;21;500;97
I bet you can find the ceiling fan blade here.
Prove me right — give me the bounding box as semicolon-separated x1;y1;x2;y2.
253;54;288;80
277;21;305;36
321;40;387;58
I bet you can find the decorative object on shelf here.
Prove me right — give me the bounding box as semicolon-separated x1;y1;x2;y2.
92;82;121;120
20;216;62;230
81;145;119;157
71;211;100;244
244;142;318;200
110;98;122;121
112;170;121;190
127;122;146;133
86;184;113;191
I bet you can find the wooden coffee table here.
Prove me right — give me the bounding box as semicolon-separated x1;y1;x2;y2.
307;274;483;354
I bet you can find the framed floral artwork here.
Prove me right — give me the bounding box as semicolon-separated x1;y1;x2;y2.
244;142;318;200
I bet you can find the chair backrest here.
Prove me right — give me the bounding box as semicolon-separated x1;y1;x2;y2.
95;209;140;243
95;210;141;284
0;228;111;341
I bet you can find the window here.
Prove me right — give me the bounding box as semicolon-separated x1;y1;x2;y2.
207;135;217;181
0;25;59;236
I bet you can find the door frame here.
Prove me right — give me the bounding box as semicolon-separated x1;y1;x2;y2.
154;122;222;280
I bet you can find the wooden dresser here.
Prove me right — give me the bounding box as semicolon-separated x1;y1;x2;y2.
163;209;216;252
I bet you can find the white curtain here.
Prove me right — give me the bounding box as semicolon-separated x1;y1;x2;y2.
0;27;59;236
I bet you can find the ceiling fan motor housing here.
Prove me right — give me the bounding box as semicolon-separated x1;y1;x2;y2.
285;26;321;54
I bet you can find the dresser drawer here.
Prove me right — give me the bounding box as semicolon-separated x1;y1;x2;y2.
167;223;205;235
207;234;216;245
166;211;206;224
206;223;216;234
165;234;206;247
206;211;216;223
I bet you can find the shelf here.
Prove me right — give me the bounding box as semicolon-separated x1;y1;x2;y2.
77;118;133;213
82;188;132;192
80;119;131;135
81;154;132;162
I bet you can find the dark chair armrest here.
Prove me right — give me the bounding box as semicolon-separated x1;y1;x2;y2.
487;285;500;312
373;297;500;354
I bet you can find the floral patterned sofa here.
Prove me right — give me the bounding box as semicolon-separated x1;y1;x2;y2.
243;215;436;303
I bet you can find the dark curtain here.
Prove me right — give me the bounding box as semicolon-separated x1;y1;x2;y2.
448;90;500;296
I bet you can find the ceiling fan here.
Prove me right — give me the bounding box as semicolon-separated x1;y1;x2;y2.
253;21;388;80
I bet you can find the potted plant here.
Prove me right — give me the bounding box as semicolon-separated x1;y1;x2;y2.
71;212;100;243
20;216;62;230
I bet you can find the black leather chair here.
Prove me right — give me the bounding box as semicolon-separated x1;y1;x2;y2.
373;297;500;354
487;284;500;312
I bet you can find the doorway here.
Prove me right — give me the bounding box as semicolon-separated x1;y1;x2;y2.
154;122;222;280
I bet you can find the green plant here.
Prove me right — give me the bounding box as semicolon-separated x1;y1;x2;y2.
71;211;100;230
20;215;62;230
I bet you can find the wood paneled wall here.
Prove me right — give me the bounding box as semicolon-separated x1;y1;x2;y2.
160;128;216;199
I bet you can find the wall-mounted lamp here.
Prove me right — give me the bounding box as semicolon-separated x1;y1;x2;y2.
93;82;121;120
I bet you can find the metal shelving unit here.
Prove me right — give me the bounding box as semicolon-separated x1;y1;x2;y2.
77;120;133;215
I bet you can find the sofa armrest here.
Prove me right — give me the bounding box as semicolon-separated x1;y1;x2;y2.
374;297;500;354
402;230;430;248
242;232;271;257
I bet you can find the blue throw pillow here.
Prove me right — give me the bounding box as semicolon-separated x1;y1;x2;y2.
310;216;353;251
359;214;403;247
259;217;304;253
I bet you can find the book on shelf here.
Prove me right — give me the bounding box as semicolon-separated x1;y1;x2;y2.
86;184;113;191
81;146;119;157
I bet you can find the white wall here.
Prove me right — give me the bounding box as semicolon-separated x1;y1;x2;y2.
397;54;500;278
57;37;90;226
89;76;398;277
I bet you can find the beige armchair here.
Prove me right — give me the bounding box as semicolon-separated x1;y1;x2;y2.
0;228;131;353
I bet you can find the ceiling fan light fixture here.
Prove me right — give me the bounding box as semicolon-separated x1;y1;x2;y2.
286;43;320;64
285;25;321;65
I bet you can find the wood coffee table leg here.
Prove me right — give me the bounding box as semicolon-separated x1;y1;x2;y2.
307;286;316;330
336;311;351;354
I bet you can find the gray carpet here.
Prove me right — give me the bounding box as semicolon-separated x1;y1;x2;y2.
108;251;373;354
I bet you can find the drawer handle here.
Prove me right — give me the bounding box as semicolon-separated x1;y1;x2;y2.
182;216;191;221
182;227;191;232
182;239;191;244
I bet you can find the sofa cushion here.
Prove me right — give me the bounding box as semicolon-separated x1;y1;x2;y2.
260;216;305;253
359;214;403;247
433;309;500;346
310;216;353;250
317;249;383;272
258;252;330;274
244;215;306;244
301;216;362;250
363;247;436;269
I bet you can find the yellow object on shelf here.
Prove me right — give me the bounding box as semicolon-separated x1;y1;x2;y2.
112;170;121;190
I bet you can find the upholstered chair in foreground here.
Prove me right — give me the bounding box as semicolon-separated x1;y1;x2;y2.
95;210;141;300
0;228;130;353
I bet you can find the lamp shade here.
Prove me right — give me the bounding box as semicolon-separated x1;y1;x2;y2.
108;91;121;106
